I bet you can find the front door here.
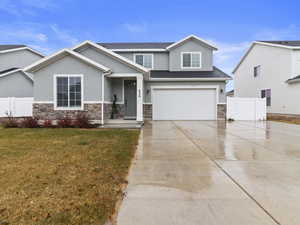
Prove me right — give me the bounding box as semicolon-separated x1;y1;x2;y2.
124;80;137;119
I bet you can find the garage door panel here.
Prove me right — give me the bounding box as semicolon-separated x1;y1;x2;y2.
153;88;216;120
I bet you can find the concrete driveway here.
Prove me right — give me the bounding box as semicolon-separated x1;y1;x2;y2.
117;121;300;225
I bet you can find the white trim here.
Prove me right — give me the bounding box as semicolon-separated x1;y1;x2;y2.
72;40;149;73
0;47;45;57
143;102;152;105
34;101;54;104
149;77;231;81
255;41;300;50
0;68;33;81
106;73;142;78
33;101;119;104
181;52;202;69
24;48;111;73
151;85;219;120
166;35;218;50
53;74;84;111
112;49;167;52
133;53;154;69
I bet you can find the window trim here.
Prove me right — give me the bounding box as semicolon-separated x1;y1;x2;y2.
53;74;84;111
181;52;202;69
133;53;154;69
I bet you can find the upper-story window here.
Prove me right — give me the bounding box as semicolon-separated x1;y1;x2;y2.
134;54;153;69
181;52;202;69
55;74;83;110
254;65;261;77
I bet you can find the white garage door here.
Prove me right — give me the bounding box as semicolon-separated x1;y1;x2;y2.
152;88;216;120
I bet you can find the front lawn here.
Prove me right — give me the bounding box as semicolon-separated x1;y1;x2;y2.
0;128;139;225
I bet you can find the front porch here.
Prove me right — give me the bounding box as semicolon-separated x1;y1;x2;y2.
102;73;144;125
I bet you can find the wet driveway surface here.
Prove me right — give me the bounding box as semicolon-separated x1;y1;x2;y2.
117;121;300;225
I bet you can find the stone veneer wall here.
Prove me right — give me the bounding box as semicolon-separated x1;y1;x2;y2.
267;113;300;121
104;103;125;119
33;103;102;120
217;104;226;120
143;104;152;120
33;103;126;121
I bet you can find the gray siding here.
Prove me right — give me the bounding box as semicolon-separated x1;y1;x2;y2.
117;52;169;70
169;39;213;71
144;81;226;103
0;71;33;97
78;47;139;73
0;49;42;71
34;55;103;102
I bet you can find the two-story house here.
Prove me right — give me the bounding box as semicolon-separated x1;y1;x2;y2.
233;41;300;120
24;35;231;124
0;45;44;97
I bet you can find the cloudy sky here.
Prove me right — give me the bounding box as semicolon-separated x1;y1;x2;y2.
1;0;300;90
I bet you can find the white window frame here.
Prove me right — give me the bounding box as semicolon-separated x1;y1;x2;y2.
53;74;84;110
181;52;202;69
133;53;154;69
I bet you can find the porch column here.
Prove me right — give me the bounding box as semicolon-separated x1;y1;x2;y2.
136;75;143;122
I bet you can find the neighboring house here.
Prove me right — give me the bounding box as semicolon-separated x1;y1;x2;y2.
226;89;234;97
24;35;231;124
233;41;300;119
0;45;44;97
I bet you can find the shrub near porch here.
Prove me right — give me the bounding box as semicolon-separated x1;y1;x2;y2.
0;128;139;225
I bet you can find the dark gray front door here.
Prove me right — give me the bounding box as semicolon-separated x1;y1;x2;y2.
124;80;137;119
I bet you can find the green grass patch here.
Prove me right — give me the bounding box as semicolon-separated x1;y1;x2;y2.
0;128;140;225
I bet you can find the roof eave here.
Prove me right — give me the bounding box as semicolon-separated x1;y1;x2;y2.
24;48;111;73
72;40;149;73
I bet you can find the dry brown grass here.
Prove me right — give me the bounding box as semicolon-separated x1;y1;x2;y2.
0;127;139;225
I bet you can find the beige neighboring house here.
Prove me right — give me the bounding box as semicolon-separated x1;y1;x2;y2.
233;41;300;120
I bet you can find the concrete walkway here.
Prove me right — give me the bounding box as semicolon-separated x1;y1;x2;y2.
117;121;300;225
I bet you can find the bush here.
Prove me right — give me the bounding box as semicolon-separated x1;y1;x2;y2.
2;118;19;128
73;113;92;128
43;119;54;128
57;116;73;128
20;117;40;128
2;112;19;128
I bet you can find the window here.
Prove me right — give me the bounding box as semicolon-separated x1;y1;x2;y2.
134;54;153;69
181;52;201;68
55;75;83;109
261;89;271;106
254;65;261;77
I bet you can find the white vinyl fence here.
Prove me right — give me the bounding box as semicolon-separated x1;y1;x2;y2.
227;97;266;121
0;97;33;117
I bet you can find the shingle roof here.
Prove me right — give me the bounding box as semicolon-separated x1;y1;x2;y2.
0;67;19;75
98;42;174;49
258;41;300;47
150;67;231;79
0;45;26;51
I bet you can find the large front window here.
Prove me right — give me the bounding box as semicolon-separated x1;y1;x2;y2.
134;54;153;69
181;52;201;68
55;75;83;109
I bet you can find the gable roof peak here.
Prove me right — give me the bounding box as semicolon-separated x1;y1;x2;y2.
166;34;218;50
